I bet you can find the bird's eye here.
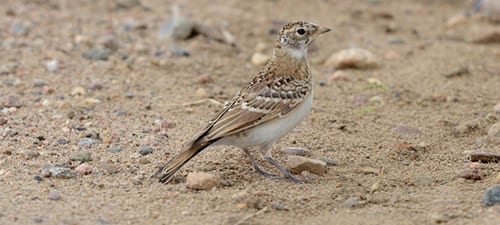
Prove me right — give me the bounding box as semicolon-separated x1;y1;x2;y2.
296;28;306;35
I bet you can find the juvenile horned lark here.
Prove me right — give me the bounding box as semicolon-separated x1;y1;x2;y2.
155;21;331;183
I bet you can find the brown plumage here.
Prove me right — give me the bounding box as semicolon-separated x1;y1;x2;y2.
154;21;331;184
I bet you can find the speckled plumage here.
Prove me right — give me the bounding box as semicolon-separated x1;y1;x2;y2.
154;21;331;184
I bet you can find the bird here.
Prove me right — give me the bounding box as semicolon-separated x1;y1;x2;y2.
154;21;331;184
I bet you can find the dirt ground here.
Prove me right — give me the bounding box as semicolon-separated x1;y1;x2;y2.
1;0;499;224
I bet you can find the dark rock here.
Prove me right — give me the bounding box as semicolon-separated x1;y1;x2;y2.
138;146;153;155
482;185;500;206
468;150;500;163
82;48;113;61
33;175;42;182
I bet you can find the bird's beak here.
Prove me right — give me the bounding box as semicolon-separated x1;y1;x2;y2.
315;26;332;36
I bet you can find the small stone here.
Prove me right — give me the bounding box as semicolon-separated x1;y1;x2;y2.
82;48;113;61
255;42;267;53
23;150;39;160
324;48;379;69
56;138;67;145
197;75;213;84
280;147;311;156
186;172;218;190
482;185;500;206
391;125;422;136
319;157;339;166
107;147;122;153
458;169;485;180
387;37;405;45
77;138;101;146
33;175;42;182
48;190;61;201
0;62;18;75
327;71;350;84
33;79;48;87
46;60;58;72
468;150;500;163
195;87;207;98
414;175;434;187
161;120;176;129
70;152;92;162
251;52;270;66
75;163;92;175
138;146;153;155
41;169;51;178
48;167;74;179
138;158;150;164
70;86;86;96
168;44;190;57
32;216;44;223
115;0;141;9
343;197;360;208
11;22;29;36
270;201;289;211
287;155;327;175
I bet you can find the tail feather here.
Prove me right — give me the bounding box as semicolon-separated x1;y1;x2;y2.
154;139;214;183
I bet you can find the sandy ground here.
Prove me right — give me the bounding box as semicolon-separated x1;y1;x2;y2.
1;0;499;224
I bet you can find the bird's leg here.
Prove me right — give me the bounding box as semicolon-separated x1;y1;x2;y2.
265;156;304;184
243;148;279;178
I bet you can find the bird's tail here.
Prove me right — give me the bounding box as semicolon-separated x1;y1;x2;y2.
153;139;214;183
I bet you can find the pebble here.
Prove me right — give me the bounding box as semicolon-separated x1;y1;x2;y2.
197;75;213;84
343;197;360;208
32;216;44;223
251;52;270;66
138;158;150;164
286;155;327;175
48;166;74;179
97;35;119;51
34;175;42;182
82;48;113;61
384;51;400;60
324;48;379;69
11;22;29;36
195;87;207;98
319;157;339;166
75;163;93;175
138;146;153;155
115;0;141;9
45;60;58;72
391;125;422;136
168;44;190;57
70;152;92;162
186;172;218;190
107;147;123;153
468;150;500;163
70;86;86;96
56;138;68;145
101;163;119;175
280;147;311;156
482;184;500;206
77;138;101;146
33;79;48;87
458;168;485;180
270;201;289;211
48;190;61;201
23;150;40;160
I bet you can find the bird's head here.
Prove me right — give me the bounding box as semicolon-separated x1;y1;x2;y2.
277;21;331;50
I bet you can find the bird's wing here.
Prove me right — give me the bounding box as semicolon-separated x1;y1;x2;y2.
197;73;311;142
